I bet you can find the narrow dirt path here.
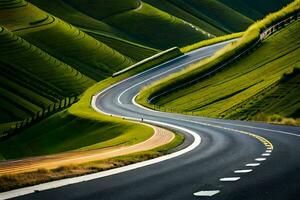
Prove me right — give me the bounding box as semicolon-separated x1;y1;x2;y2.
0;125;174;175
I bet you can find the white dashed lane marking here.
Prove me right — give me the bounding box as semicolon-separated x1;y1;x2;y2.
193;190;220;197
255;158;267;161
266;150;272;153
234;169;253;174
262;153;271;156
219;177;240;182
246;163;260;167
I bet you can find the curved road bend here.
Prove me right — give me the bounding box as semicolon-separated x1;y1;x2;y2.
12;40;300;200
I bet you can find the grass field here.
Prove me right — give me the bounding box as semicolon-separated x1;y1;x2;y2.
137;3;300;122
0;27;94;123
0;132;184;192
27;0;159;61
103;2;212;49
0;46;181;160
167;0;291;33
0;0;295;161
0;110;153;159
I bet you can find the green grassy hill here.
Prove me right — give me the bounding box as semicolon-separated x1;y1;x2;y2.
0;2;135;81
27;0;159;61
139;19;300;122
64;0;141;19
0;0;295;160
0;110;153;159
62;0;212;49
0;0;27;9
0;27;95;123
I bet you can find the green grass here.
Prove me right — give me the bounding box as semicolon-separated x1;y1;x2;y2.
0;2;135;81
0;47;180;160
0;132;184;192
0;0;27;10
137;1;300;122
0;1;52;31
27;0;129;38
0;27;94;122
0;0;296;160
143;0;226;36
64;0;141;19
0;110;153;159
27;0;159;61
167;0;291;33
103;2;211;49
170;0;255;33
83;29;159;61
181;32;244;53
16;17;134;81
113;47;183;77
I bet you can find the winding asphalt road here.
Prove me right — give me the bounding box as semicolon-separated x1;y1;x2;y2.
10;40;300;200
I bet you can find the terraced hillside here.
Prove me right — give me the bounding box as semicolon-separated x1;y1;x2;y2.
0;0;135;127
167;0;291;33
0;0;295;156
142;19;300;121
0;1;135;80
27;0;159;61
61;0;210;49
0;27;95;124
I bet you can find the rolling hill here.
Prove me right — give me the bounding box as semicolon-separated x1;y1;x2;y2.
0;26;94;124
138;17;300;123
0;0;295;158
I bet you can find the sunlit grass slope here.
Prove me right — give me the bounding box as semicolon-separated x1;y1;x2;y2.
0;1;134;81
28;0;130;38
143;0;225;36
27;0;159;61
64;0;141;19
62;0;211;49
0;110;153;160
0;27;95;123
0;0;26;9
26;0;292;58
103;2;211;49
17;18;134;80
86;30;159;61
143;20;300;120
168;0;291;33
0;56;164;160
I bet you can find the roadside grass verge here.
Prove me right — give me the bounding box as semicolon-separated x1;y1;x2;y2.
181;32;244;53
137;0;300;123
0;133;184;192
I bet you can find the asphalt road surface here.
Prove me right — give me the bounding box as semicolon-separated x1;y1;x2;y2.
12;40;300;200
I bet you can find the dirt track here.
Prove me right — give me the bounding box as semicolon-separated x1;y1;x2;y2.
0;125;174;175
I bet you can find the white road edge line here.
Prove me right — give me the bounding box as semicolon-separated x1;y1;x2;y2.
193;190;220;197
219;177;240;182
